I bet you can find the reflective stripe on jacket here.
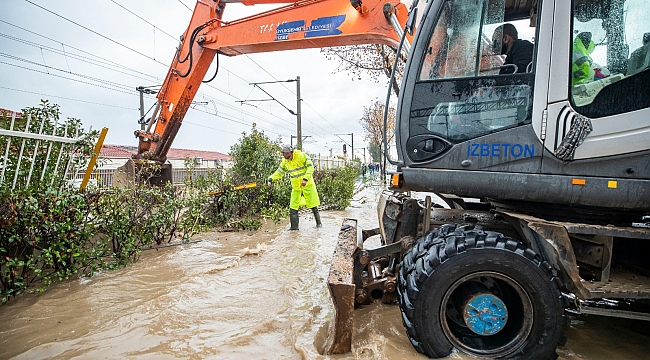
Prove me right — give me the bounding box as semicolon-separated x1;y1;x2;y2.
269;150;315;190
572;37;595;86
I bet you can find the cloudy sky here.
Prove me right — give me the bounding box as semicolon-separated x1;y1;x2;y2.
1;0;397;158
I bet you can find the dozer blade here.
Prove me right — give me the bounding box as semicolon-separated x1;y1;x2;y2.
324;218;361;354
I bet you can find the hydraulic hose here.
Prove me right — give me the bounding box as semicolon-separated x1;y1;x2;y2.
202;52;219;83
174;22;212;78
177;23;207;64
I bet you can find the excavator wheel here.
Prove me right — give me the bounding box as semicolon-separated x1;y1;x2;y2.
397;224;568;359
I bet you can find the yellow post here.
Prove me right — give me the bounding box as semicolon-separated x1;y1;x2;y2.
80;127;108;191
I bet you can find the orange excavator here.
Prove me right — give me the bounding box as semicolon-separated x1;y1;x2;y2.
133;0;412;166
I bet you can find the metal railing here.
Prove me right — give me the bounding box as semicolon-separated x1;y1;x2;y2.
172;168;215;184
69;168;115;188
1;111;83;190
312;154;348;170
70;167;222;188
70;156;352;189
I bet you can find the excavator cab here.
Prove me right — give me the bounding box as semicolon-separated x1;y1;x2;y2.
392;0;648;213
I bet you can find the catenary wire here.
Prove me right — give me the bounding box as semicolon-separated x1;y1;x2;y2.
12;1;339;142
0;27;294;134
0;86;138;110
106;0;340;141
3;9;283;124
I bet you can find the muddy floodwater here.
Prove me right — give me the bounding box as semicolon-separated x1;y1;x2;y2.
1;185;649;359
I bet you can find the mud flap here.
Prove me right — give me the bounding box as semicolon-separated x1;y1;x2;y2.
324;218;361;354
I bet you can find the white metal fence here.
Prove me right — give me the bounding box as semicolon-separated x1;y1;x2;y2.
68;168;218;188
1;110;84;190
68;154;351;188
311;154;349;170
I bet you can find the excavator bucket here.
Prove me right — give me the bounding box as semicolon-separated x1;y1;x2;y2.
112;159;172;187
324;218;361;354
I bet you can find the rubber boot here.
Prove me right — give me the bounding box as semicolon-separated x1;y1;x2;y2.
289;209;299;230
311;207;322;228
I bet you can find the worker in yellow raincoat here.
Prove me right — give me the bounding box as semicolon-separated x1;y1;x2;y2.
267;145;322;230
572;32;596;86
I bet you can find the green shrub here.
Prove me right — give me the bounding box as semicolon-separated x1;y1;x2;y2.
229;124;282;184
315;164;359;210
0;111;360;304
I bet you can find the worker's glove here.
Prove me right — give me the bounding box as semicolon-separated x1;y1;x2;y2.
266;179;272;186
300;179;307;187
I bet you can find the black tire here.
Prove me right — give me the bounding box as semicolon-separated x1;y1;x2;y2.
397;224;568;359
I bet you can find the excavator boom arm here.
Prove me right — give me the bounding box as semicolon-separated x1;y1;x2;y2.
135;0;409;162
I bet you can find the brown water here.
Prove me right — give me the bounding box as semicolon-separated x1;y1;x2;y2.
1;186;649;359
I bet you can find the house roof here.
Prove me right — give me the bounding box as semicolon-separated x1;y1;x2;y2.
0;108;23;119
167;148;231;161
100;145;136;158
100;144;231;161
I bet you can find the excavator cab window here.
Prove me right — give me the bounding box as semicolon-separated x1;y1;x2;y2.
570;0;650;117
406;0;537;162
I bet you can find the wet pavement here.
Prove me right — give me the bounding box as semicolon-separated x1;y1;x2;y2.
1;184;649;359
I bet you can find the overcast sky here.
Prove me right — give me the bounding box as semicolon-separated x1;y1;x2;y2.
1;0;396;158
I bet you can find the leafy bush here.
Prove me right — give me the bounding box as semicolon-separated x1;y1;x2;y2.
315;164;359;210
0;185;96;296
229;124;282;184
0;108;360;304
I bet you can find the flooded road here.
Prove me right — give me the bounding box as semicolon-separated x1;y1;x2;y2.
1;185;649;359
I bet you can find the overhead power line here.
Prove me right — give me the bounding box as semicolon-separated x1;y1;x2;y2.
0;52;138;93
12;4;271;110
189;107;281;136
23;0;161;66
13;0;338;141
0;60;138;96
0;32;160;83
0;86;138;110
109;0;178;40
184;121;240;136
0;20;291;133
0;20;160;80
245;54;345;136
177;0;193;12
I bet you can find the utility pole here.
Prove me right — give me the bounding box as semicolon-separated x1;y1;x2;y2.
138;88;145;131
242;77;302;149
296;76;302;150
291;135;310;148
136;86;158;131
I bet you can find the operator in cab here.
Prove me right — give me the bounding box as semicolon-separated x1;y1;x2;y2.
493;23;534;74
628;32;650;76
266;145;322;230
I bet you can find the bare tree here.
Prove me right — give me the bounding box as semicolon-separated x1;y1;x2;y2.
321;44;406;95
359;98;396;174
